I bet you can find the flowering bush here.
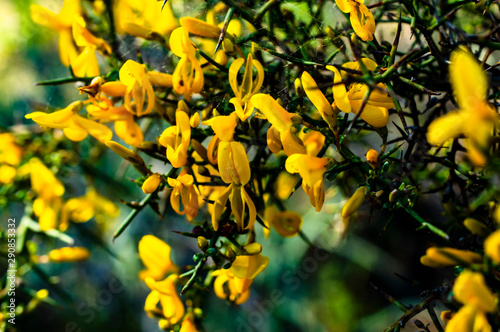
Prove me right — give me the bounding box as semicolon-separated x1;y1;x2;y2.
2;0;500;331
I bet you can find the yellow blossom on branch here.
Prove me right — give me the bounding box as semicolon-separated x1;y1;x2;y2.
285;154;332;212
144;275;185;326
63;188;119;225
0;133;23;166
229;54;265;121
168;172;199;221
427;47;498;166
420;247;483;268
30;0;81;66
335;0;376;41
264;206;303;238
48;247;90;263
170;27;204;101
138;235;179;281
484;230;500;264
119;60;156;116
29;158;65;231
445;270;496;332
328;59;394;128
159;107;191;168
251;93;306;156
115;0;178;39
25;101;113;143
142;173;163;194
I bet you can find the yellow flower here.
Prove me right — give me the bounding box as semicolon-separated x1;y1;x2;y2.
179;12;239;67
213;253;269;304
114;115;144;146
209;129;257;232
274;171;300;200
230;254;269;293
180;16;226;39
25;101;113;143
341;186;367;219
144;275;185;325
464;218;490;237
72;16;111;55
0;165;16;184
119;60;156;116
300;71;337;131
0;133;23;166
420;247;483;268
159;108;191;168
68;15;113;77
63;188;119;225
300;130;326;157
142;173;162;194
70;45;100;77
212;269;251;304
167;172;199;221
427;48;498;166
138;235;178;281
445;305;492;332
105;140;147;169
264;207;303;238
335;0;375;41
285;154;331;212
115;0;178;38
170;27;204;101
30;0;81;66
213;183;256;232
48;247;90;263
218;141;251;186
366;149;379;168
251;93;306;156
29;158;65;231
229;54;265;121
179;313;199;332
328;60;394;128
208;112;238;142
453;270;496;313
86;88;153;147
484;230;500;264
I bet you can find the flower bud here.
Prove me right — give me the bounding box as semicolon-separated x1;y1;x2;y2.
464;218;490;237
142;173;162;194
366;149;379;168
48;247;90;263
105;141;148;175
341;187;367;218
190;112;201;128
147;71;173;87
197;236;209;251
389;189;398;203
215;50;228;66
420;247;482;268
101;81;127;97
180;17;221;39
242;243;262;255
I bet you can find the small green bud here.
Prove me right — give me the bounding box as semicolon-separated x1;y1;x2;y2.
193;253;204;262
206;248;217;256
